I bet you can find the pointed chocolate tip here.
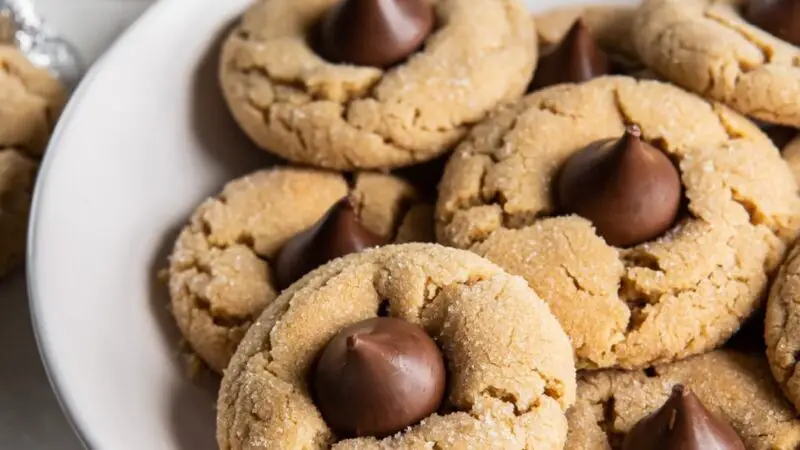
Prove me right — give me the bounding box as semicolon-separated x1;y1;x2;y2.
317;0;435;68
346;334;361;351
622;385;745;450
274;195;388;290
529;18;610;91
565;18;593;50
557;127;681;247
625;124;642;138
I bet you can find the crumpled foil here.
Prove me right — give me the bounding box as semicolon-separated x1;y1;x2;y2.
0;0;83;90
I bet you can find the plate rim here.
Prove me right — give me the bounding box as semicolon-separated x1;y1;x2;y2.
26;0;173;448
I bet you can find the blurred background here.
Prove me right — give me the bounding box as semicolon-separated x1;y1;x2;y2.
1;1;155;448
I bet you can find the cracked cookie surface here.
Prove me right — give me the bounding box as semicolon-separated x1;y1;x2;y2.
436;76;800;370
766;240;800;413
566;350;800;449
168;167;433;373
633;0;800;127
219;0;536;170
216;243;576;449
0;149;37;277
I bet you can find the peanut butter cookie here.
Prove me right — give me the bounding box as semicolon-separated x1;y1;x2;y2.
436;76;800;370
168;167;433;372
219;0;536;170
566;351;800;449
633;0;800;127
217;243;576;449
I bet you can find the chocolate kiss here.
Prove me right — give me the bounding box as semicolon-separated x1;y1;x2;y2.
556;125;682;247
623;385;746;450
314;317;446;438
747;0;800;46
317;0;435;68
274;196;386;290
529;19;610;91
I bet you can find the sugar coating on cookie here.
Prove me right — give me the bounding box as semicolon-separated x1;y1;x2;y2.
633;0;800;127
216;243;576;449
0;149;37;277
566;351;800;449
436;76;800;370
766;239;800;414
167;167;433;372
219;0;536;170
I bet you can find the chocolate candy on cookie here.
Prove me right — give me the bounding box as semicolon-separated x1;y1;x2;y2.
533;6;652;82
217;244;577;449
220;0;536;170
437;76;800;370
168;168;433;372
557;125;681;247
622;385;745;450
529;19;610;90
566;351;800;448
316;0;434;69
313;317;446;438
275;197;387;289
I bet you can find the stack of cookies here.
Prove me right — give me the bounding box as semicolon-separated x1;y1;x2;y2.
0;46;65;279
163;0;800;448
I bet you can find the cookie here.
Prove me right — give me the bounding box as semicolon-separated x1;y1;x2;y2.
167;167;433;372
566;351;800;449
217;243;577;449
0;45;66;155
219;0;536;170
0;149;37;277
633;0;800;127
765;239;800;413
436;76;800;370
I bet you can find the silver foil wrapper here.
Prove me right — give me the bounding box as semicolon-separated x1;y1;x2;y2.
0;0;83;90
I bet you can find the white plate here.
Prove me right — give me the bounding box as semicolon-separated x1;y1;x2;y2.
28;0;637;448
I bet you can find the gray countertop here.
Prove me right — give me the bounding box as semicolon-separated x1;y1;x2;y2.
0;2;154;448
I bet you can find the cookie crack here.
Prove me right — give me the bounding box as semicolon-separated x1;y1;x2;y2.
595;395;625;447
617;233;752;343
611;87;635;126
702;10;773;67
233;44;462;161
